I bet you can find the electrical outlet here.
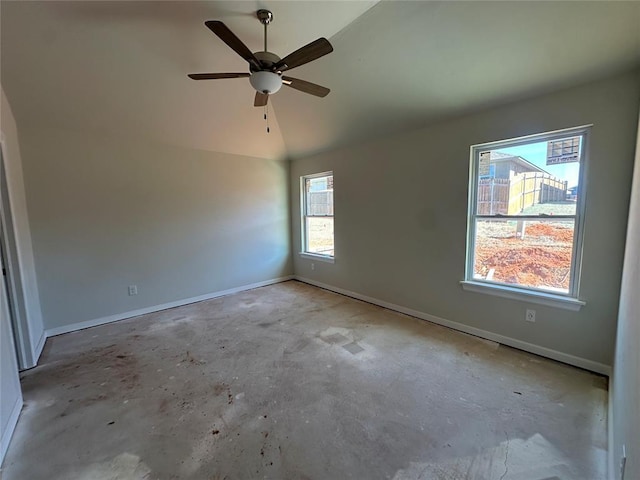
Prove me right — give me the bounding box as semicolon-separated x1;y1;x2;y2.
311;263;315;271
128;285;138;296
621;444;627;479
525;309;536;322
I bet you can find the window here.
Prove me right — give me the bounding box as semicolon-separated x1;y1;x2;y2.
464;126;589;305
301;172;334;259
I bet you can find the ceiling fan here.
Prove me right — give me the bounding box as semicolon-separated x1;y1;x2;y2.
188;9;333;107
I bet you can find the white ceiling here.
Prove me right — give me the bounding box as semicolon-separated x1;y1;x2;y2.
2;1;640;161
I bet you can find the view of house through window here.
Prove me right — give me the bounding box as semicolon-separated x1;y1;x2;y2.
467;128;588;295
302;172;334;257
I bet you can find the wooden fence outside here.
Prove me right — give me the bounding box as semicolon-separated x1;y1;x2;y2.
478;173;568;215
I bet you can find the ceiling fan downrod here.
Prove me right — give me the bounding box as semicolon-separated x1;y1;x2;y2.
258;9;275;132
257;9;273;53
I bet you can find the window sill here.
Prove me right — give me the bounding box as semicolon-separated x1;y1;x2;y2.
299;252;335;264
460;280;585;311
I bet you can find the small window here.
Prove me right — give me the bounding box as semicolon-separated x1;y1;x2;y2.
465;126;589;298
301;172;334;258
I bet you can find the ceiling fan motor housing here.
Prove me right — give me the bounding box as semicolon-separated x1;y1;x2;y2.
252;51;281;71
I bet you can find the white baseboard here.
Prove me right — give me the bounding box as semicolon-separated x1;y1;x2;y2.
0;395;23;465
45;276;294;338
294;276;611;376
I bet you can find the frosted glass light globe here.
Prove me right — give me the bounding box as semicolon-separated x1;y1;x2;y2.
250;71;283;94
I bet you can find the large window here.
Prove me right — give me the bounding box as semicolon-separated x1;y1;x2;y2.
301;172;334;258
465;126;589;302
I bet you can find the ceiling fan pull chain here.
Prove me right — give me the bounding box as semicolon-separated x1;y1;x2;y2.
265;104;270;133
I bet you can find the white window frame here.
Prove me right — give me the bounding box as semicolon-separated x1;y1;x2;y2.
300;171;334;263
461;126;591;310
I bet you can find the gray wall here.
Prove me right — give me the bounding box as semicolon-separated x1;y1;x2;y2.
19;127;292;331
290;70;640;367
611;113;640;480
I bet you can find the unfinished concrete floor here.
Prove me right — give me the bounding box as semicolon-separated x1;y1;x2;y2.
2;281;607;479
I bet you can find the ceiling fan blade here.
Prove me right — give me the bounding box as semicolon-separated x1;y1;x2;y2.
274;38;333;72
254;92;269;107
205;20;261;69
282;76;330;97
188;73;250;80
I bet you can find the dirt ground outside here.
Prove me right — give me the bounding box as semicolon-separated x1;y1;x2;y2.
474;219;574;292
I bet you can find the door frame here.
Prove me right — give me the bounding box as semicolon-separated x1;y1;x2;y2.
0;228;23;465
0;140;33;370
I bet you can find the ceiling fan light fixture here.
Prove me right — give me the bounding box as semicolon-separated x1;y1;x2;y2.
188;12;333;109
250;71;282;94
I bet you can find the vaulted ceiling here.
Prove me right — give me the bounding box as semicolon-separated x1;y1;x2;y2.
2;1;640;161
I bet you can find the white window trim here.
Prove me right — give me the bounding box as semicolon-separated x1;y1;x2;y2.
464;125;591;309
298;252;335;264
460;280;585;311
300;171;334;260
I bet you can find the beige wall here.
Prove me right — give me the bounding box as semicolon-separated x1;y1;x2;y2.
290;70;640;367
611;111;640;479
19;127;292;331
